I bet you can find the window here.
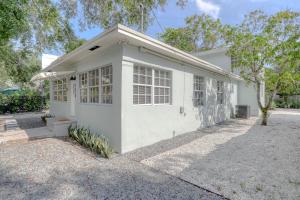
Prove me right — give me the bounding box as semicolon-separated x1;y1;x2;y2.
133;66;152;104
101;65;113;104
88;69;99;103
154;69;171;104
231;56;238;70
79;73;88;103
217;81;224;104
193;75;205;106
79;65;113;104
52;78;67;102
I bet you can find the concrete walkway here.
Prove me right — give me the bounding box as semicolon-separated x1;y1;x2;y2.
0;127;57;144
0;112;58;144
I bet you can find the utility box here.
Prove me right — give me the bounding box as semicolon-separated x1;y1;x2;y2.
236;105;251;119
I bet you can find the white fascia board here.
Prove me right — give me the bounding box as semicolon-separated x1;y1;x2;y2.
42;25;119;72
117;25;241;80
44;24;241;80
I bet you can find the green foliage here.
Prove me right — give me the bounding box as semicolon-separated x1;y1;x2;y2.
0;0;28;45
0;89;46;114
0;0;85;86
58;0;171;31
224;10;300;125
160;14;226;52
274;99;300;109
160;28;195;52
185;14;226;51
68;126;113;159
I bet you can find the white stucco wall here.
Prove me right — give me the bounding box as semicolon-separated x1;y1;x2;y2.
197;49;263;116
120;45;238;153
197;51;232;73
49;45;123;152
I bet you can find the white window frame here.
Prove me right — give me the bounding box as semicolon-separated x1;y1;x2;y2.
133;65;172;105
88;69;100;103
52;78;67;102
193;75;205;107
133;65;153;105
217;80;224;104
78;64;113;105
100;65;113;104
79;73;88;103
154;69;172;104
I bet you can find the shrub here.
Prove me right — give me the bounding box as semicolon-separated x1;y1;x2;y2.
0;89;46;113
274;98;300;109
68;125;113;158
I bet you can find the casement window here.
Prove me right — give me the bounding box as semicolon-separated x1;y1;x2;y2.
217;81;224;104
53;78;67;102
79;73;88;103
133;65;152;104
79;65;113;104
88;69;99;103
100;65;113;104
193;75;205;107
154;69;171;104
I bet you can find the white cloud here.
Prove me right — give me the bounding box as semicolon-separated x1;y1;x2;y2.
195;0;221;19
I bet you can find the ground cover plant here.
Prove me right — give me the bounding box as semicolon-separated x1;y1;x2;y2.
68;125;113;158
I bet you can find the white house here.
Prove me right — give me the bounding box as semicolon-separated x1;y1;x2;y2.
37;24;263;153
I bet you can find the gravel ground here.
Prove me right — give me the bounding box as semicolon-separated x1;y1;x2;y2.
0;138;224;200
142;109;300;200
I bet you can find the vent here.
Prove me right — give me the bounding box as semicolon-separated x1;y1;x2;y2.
236;105;250;119
89;45;100;51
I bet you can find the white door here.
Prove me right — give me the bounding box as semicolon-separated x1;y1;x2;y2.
70;81;76;116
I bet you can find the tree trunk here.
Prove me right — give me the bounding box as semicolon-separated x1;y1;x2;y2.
261;109;268;126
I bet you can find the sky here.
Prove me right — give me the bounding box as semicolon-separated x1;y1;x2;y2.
65;0;299;53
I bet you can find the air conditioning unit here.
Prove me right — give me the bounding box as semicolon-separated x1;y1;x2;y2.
236;105;250;119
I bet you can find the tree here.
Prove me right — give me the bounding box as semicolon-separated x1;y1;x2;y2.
160;28;195;52
225;10;300;125
185;14;226;51
0;0;84;86
58;0;187;31
160;14;226;52
0;0;28;45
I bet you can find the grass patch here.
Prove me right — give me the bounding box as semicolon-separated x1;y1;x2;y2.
68;125;113;158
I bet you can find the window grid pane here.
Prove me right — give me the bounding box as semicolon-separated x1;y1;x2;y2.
133;65;152;104
193;75;205;107
101;65;112;104
52;78;67;102
154;69;171;104
217;81;224;104
88;69;99;103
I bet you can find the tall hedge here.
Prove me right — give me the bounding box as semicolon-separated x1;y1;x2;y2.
0;89;46;114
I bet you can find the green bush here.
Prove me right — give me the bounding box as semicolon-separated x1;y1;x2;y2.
68;125;113;159
0;89;46;114
274;99;300;109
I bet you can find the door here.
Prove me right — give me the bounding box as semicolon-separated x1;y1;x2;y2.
70;80;76;116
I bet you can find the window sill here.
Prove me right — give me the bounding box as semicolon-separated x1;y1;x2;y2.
78;103;113;106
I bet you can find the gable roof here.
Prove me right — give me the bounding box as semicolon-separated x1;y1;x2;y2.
43;24;241;80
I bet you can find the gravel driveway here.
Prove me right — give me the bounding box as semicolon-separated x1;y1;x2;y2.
0;138;223;200
142;109;300;200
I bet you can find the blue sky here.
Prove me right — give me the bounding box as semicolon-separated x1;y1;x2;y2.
70;0;299;46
